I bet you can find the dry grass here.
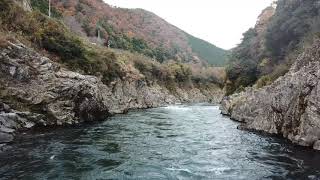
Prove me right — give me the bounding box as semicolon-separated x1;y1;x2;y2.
0;32;9;48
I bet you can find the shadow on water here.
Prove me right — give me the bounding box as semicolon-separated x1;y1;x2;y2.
1;104;320;179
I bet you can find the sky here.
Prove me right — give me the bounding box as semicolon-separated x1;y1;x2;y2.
103;0;274;50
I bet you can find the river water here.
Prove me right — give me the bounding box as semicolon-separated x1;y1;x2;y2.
1;104;320;180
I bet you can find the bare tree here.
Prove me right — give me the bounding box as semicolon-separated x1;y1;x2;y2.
48;0;51;17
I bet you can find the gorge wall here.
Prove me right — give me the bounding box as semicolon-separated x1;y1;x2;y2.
220;39;320;150
0;41;223;150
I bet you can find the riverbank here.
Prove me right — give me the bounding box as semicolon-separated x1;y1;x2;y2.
0;41;223;150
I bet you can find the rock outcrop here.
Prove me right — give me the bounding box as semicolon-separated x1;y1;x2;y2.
0;42;110;126
0;41;223;146
0;102;41;151
220;39;320;150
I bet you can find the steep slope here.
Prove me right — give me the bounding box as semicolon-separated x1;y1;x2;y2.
187;34;228;66
225;0;320;95
225;5;275;94
220;39;320;150
221;0;320;150
30;0;227;66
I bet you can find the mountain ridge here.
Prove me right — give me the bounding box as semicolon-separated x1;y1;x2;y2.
31;0;228;66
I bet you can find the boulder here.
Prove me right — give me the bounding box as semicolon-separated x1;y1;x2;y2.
313;140;320;150
0;102;11;113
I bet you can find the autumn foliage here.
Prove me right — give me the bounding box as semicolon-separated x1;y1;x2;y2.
35;0;228;65
0;0;225;92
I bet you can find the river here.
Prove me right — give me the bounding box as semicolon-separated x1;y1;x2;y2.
0;104;320;179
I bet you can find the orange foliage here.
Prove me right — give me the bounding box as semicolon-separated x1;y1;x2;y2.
50;0;195;62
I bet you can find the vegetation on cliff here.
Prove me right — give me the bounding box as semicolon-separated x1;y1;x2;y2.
225;0;320;95
0;0;224;91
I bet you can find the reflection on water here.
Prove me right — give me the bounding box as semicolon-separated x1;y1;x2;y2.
1;105;320;179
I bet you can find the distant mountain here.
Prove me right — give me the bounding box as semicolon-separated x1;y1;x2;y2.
187;34;228;66
30;0;227;66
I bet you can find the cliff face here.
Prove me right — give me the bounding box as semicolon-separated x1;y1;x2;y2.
255;6;275;34
220;39;320;150
254;6;275;55
226;0;320;95
225;5;275;95
0;40;223;148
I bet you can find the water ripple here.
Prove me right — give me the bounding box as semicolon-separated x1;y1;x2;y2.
0;105;320;179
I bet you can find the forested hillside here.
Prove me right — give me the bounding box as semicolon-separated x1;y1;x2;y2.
30;0;227;66
225;0;320;95
0;0;225;91
187;34;228;66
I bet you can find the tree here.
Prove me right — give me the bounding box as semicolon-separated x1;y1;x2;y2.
48;0;51;17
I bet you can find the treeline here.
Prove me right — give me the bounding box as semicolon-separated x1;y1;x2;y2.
225;0;320;95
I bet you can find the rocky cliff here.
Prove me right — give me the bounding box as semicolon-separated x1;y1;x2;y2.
0;40;223;149
220;39;320;150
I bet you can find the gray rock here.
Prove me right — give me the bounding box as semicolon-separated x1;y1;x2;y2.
0;143;11;153
313;140;320;150
0;127;15;133
0;41;223;126
0;132;14;143
0;113;19;129
0;103;11;113
220;40;320;150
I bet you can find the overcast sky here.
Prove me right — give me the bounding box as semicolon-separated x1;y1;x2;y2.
103;0;274;50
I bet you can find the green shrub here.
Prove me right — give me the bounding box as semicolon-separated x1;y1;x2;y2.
0;0;125;84
256;76;272;89
40;21;86;60
0;1;84;61
169;63;192;83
